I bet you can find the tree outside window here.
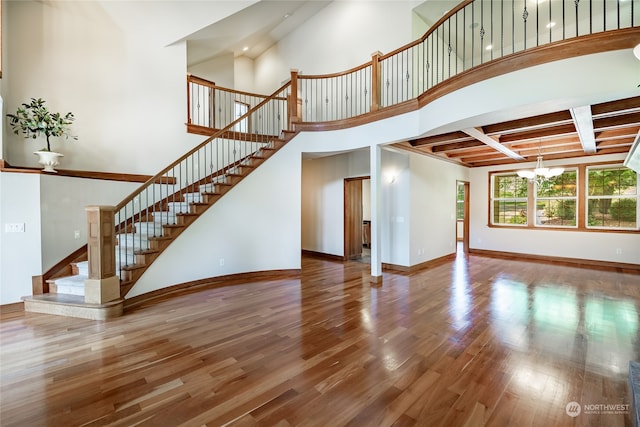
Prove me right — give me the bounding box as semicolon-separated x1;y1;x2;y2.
587;167;638;229
535;170;577;227
456;183;465;220
491;174;528;225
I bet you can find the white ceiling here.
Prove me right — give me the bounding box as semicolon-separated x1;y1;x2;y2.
185;0;332;67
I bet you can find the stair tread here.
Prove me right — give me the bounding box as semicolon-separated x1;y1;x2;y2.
47;274;88;285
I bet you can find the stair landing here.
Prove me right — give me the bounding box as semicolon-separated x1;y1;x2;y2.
22;294;123;320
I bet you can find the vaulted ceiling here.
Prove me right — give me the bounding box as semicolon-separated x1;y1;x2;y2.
394;95;640;167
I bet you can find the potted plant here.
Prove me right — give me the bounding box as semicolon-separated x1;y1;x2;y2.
6;98;77;172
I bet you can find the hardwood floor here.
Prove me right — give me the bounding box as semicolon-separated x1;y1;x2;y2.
1;253;638;426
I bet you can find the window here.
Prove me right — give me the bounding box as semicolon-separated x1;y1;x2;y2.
456;182;465;220
535;169;577;227
233;101;249;133
587;166;638;229
491;173;528;225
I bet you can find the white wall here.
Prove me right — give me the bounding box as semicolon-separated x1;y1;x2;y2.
39;176;140;272
2;0;245;174
301;150;369;257
254;1;420;93
0;173;42;305
188;53;235;88
126;137;302;298
409;153;468;265
469;154;640;265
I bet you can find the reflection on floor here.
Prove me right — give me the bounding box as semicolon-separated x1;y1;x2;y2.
1;253;638;425
355;247;371;264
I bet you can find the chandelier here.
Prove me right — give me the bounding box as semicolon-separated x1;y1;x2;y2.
516;154;564;184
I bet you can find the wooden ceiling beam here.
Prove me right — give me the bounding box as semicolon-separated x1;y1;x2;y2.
593;112;640;131
570;105;596;154
596;138;635;148
595;127;640;141
482;110;573;135
409;131;471;147
498;123;577;143
591;96;640;116
431;140;485;152
462;127;525;160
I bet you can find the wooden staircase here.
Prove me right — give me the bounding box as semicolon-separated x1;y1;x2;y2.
23;132;293;319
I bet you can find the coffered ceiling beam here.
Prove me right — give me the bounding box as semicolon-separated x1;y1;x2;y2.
462;127;525;160
570;105;596;154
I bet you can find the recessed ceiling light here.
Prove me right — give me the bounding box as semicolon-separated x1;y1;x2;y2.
546;22;556;28
242;46;249;52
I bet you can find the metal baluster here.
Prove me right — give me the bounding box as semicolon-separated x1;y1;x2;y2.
481;0;484;64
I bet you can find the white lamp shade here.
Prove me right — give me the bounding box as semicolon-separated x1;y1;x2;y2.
634;43;640;61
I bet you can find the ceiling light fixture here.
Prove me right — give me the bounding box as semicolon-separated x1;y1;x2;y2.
242;46;249;52
516;142;564;184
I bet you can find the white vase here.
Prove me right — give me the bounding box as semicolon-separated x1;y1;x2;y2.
34;151;64;173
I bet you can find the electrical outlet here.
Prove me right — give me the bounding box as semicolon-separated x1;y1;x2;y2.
5;223;25;233
616;248;622;254
74;230;81;239
219;258;225;266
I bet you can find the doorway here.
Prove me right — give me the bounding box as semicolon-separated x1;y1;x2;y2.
456;181;470;254
344;177;371;261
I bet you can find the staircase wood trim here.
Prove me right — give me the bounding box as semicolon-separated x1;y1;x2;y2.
0;160;176;184
123;268;301;310
33;245;87;295
118;137;292;297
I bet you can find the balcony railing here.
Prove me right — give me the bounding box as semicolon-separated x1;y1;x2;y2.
189;0;639;131
86;0;639;298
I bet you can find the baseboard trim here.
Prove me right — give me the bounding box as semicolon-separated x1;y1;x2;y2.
469;249;640;274
123;269;302;310
383;252;457;274
301;250;345;262
0;301;25;315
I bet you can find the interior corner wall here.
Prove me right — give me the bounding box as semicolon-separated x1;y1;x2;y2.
301;150;370;257
380;148;411;266
468;154;640;265
39;176;141;272
408;153;469;266
234;56;255;93
254;1;418;94
4;0;203;174
125;139;303;299
0;173;42;305
188;53;235;88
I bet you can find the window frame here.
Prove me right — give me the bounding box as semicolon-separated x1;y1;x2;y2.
586;165;639;231
233;100;249;133
490;172;529;227
488;162;639;233
533;168;578;228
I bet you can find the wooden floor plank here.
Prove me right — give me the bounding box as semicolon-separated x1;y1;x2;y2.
1;252;638;426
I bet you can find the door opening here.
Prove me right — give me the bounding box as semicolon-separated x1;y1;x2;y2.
456;181;470;254
344;177;371;262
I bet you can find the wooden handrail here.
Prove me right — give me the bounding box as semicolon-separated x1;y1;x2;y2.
116;79;292;211
379;0;474;61
296;61;373;80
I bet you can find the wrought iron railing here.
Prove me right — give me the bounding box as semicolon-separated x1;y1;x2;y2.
187;75;278;131
98;0;638;292
114;82;292;283
289;0;639;123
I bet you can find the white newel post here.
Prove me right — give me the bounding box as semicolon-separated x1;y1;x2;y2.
84;206;120;304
